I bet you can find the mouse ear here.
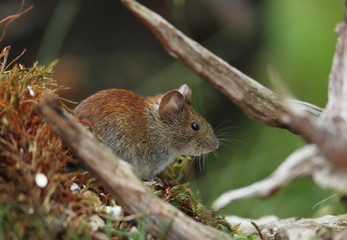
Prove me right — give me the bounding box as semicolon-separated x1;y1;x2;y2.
178;84;192;103
159;90;185;118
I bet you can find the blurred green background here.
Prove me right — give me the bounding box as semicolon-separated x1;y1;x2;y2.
1;0;345;219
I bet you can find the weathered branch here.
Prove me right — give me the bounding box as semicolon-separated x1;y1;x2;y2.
282;105;347;170
213;145;318;209
120;0;322;133
213;142;347;209
227;215;347;239
35;94;233;240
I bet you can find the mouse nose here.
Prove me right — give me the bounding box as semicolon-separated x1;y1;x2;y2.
210;136;219;150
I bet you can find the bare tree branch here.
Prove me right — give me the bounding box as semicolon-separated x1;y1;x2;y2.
120;0;322;133
282;105;347;170
213;141;347;209
35;94;233;240
213;145;318;209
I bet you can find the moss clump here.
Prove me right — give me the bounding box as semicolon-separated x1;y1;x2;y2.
0;61;118;239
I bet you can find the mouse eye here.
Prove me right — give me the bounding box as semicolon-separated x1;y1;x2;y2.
191;122;200;131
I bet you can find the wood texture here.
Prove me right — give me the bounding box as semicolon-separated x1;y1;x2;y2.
227;214;347;239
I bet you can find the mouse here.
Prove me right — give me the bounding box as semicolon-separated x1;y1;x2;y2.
74;84;219;180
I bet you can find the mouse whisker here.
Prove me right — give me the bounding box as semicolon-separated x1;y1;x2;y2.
183;157;195;180
212;149;219;159
202;154;207;170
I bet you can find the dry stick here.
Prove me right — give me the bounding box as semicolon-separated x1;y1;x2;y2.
0;5;33;42
250;221;265;240
120;0;322;133
35;94;233;240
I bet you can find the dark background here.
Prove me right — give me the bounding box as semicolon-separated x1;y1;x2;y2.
1;0;345;218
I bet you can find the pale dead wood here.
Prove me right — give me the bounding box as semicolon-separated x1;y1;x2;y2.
227;214;347;239
120;0;322;133
213;141;347;209
213;145;319;209
282;105;347;170
35;94;233;240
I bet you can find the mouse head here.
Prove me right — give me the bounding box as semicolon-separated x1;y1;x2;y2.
158;84;219;156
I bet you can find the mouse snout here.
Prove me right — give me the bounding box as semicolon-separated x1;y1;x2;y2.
209;136;219;151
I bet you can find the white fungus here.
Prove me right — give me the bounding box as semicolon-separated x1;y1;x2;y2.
101;205;122;219
27;85;35;96
35;173;48;188
70;183;81;191
88;215;105;232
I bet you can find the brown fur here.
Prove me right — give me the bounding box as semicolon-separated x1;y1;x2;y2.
74;85;218;180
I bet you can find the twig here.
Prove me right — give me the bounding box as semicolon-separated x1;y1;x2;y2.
35;94;233;240
0;6;33;42
4;49;26;71
0;46;10;72
250;221;265;240
120;0;322;133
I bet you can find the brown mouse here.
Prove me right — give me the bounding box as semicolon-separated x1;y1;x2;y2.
74;84;219;180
